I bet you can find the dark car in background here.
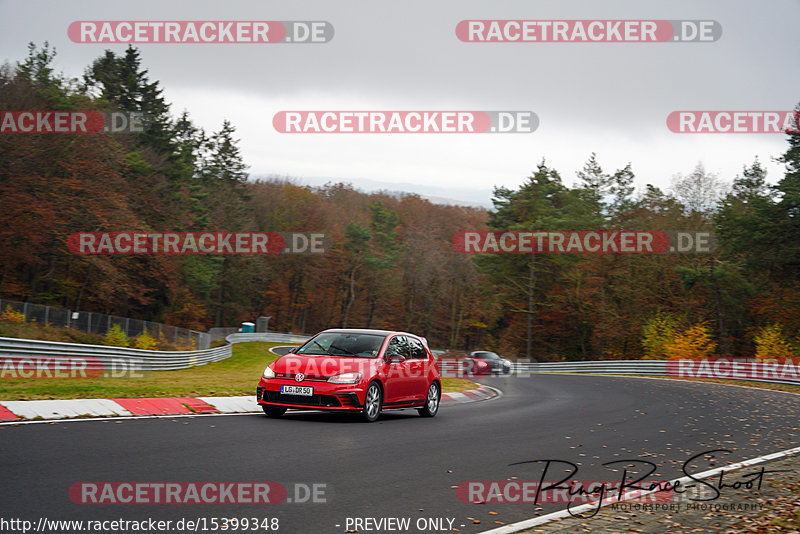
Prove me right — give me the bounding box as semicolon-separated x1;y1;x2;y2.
468;351;512;375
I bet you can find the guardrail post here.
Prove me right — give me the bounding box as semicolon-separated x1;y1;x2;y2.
515;358;532;377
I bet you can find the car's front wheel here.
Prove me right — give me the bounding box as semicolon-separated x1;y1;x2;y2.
262;405;287;418
418;382;440;418
362;382;383;422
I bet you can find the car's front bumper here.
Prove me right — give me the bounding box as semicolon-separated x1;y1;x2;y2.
256;381;365;411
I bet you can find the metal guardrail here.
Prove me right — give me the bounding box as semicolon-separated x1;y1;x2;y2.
225;333;310;345
509;360;800;387
0;333;310;373
0;336;231;372
510;360;668;375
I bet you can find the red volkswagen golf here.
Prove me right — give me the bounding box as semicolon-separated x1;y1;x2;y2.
256;329;441;422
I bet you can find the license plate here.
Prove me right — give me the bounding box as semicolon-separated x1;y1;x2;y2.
281;385;313;396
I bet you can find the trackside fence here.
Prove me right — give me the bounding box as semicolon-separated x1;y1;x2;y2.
0;297;210;350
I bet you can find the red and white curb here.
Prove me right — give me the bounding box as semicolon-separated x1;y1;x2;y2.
0;396;253;421
441;385;498;404
0;386;497;422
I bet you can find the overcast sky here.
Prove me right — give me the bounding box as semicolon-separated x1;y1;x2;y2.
2;0;799;205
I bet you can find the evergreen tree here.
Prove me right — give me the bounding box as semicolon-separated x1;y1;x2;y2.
84;46;172;152
201;120;249;184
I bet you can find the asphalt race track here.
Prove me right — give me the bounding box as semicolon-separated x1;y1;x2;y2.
3;375;800;534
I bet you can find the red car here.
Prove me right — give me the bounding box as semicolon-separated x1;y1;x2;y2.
256;329;441;422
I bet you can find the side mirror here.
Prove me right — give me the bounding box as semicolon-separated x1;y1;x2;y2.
385;350;406;363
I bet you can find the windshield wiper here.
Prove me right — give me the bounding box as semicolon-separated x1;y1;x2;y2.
300;340;329;354
328;343;358;356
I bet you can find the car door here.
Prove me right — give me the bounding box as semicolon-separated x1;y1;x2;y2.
406;337;430;402
382;335;413;403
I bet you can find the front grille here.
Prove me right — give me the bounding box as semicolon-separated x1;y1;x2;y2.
262;391;341;407
275;373;329;382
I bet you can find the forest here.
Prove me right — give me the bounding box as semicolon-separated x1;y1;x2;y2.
1;43;799;361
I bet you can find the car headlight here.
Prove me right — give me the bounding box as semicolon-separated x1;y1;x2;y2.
263;366;276;379
327;372;362;384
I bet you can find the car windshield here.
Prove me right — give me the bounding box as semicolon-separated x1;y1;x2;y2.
295;332;386;358
474;351;500;359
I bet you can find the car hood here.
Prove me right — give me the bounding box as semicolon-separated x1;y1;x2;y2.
271;353;378;378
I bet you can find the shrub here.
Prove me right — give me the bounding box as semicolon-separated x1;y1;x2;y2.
641;313;679;359
104;324;130;347
664;323;716;360
754;324;796;361
134;329;158;350
156;332;178;351
0;305;25;323
62;328;104;345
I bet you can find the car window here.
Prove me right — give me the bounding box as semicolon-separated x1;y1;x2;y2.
386;335;411;359
408;337;427;359
296;332;385;358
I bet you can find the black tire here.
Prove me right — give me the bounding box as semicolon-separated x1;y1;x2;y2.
362;382;383;422
417;382;440;418
262;405;287;418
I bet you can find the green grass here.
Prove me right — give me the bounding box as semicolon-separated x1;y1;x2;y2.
441;377;483;392
0;342;478;400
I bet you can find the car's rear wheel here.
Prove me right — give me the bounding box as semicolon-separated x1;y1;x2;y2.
262;405;287;418
418;382;440;418
362;382;382;422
